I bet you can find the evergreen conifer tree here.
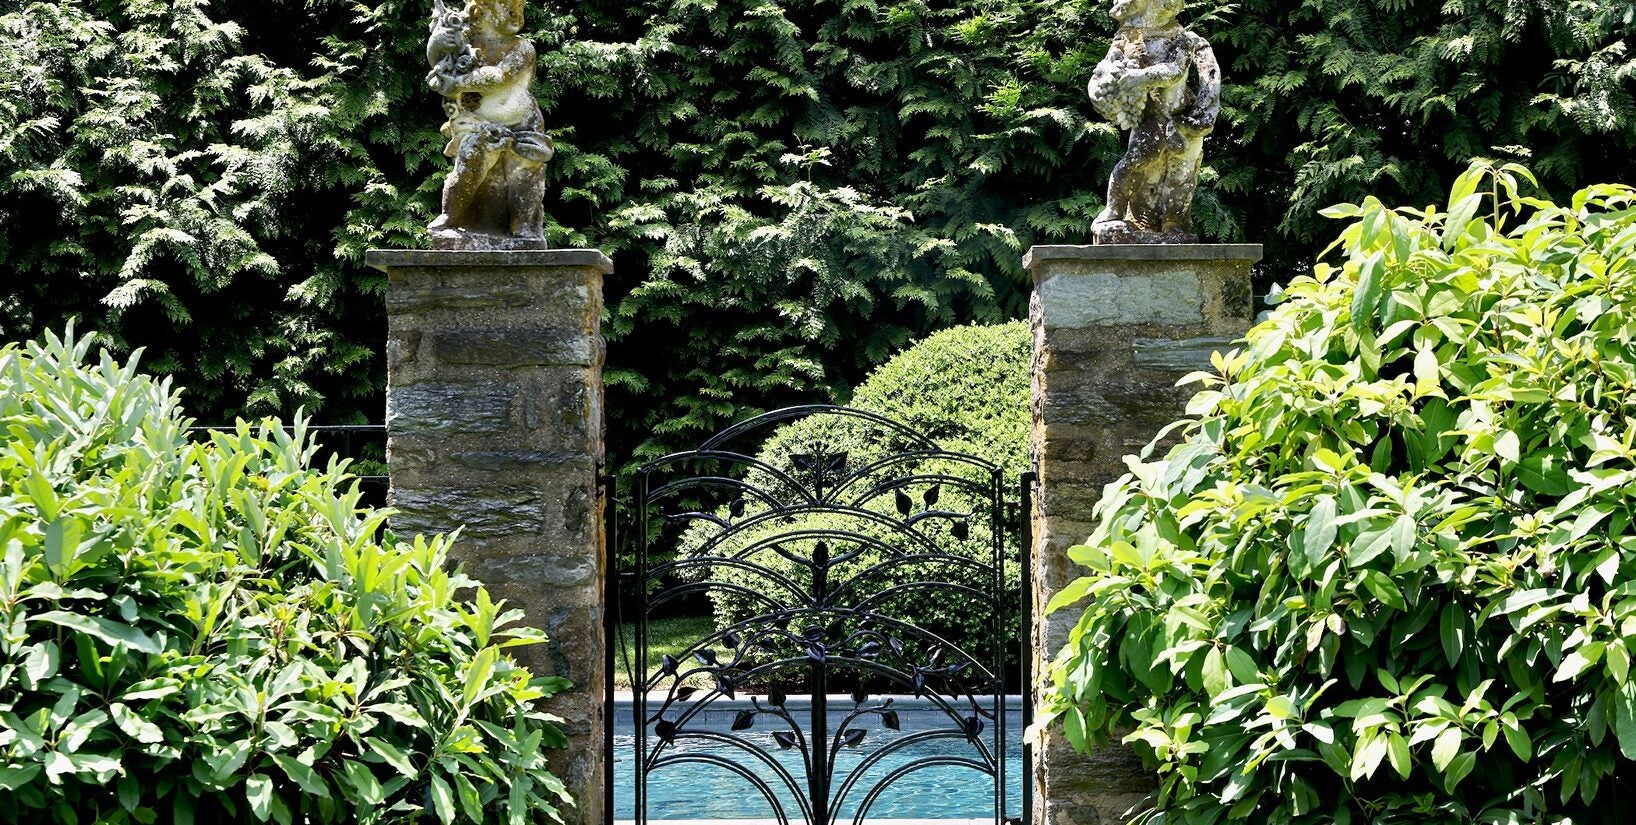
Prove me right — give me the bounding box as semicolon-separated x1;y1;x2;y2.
3;1;1631;464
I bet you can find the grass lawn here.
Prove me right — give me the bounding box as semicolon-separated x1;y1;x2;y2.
610;615;717;690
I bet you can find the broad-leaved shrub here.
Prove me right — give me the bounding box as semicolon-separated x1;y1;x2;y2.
1046;165;1636;822
0;331;570;824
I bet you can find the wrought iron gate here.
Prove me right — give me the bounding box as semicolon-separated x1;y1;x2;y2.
605;406;1031;825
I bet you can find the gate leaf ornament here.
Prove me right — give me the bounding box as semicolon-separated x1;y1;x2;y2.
616;406;1024;824
791;440;850;496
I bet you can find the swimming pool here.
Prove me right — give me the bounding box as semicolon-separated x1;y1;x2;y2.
612;697;1025;822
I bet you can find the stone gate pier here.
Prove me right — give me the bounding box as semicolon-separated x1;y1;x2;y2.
1027;244;1259;824
367;248;612;825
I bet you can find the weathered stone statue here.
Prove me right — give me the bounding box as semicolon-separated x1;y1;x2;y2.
1087;0;1221;244
425;0;553;249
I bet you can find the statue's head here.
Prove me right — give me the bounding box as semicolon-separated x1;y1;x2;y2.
465;0;525;35
1109;0;1183;28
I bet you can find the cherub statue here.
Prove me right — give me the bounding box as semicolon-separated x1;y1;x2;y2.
1087;0;1221;244
425;0;554;249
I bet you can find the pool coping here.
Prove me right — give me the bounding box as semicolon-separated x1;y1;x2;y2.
612;820;995;825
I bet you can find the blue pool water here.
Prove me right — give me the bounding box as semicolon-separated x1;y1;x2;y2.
613;700;1024;821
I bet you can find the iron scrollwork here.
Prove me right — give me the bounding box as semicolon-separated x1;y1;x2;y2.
616;406;1024;824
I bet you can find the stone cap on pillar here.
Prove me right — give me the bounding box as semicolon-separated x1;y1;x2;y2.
1024;243;1261;334
1023;243;1262;270
365;248;614;274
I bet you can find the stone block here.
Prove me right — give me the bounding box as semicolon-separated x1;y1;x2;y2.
389;487;547;541
387;382;515;435
1028;244;1261;337
1036;437;1098;465
521;373;598;444
385;437;587;486
1037;270;1205;328
386;329;425;372
371;250;609;334
369;248;614;273
545;604;606;687
469;550;598;589
1024;244;1262;266
1036;478;1108;520
383;268;540;313
446;449;582;474
1131;336;1240;373
1039;383;1123;429
434;328;594;367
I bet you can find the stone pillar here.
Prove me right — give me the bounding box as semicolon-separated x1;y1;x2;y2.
1027;244;1259;824
366;249;613;825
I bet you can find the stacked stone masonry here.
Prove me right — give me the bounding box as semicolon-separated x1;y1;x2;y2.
1027;244;1258;825
367;248;612;825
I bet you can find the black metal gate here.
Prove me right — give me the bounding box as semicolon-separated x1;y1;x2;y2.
605;406;1031;825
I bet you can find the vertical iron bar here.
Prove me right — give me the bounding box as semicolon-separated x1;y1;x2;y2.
1019;471;1037;825
811;539;829;825
633;470;650;825
991;468;1005;825
600;471;616;825
812;668;828;825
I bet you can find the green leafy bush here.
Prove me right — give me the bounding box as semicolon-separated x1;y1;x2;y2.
694;321;1030;672
1045;165;1636;822
0;331;570;824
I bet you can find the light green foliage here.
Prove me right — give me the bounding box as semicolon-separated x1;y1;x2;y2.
699;322;1029;669
0;330;569;824
613;617;717;690
846;320;1033;481
1045;164;1636;822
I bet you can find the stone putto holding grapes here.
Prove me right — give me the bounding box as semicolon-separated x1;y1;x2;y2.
425;0;553;249
1087;0;1221;244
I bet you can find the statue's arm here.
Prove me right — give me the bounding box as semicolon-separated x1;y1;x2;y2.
427;63;460;96
451;39;537;93
1182;31;1221;130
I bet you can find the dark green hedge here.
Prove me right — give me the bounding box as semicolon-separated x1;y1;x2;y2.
3;1;1631;467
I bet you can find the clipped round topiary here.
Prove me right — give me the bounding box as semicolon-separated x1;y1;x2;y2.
1045;165;1636;822
685;321;1030;674
0;331;570;824
844;320;1033;481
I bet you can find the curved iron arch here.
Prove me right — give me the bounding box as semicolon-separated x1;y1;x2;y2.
697;404;941;453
